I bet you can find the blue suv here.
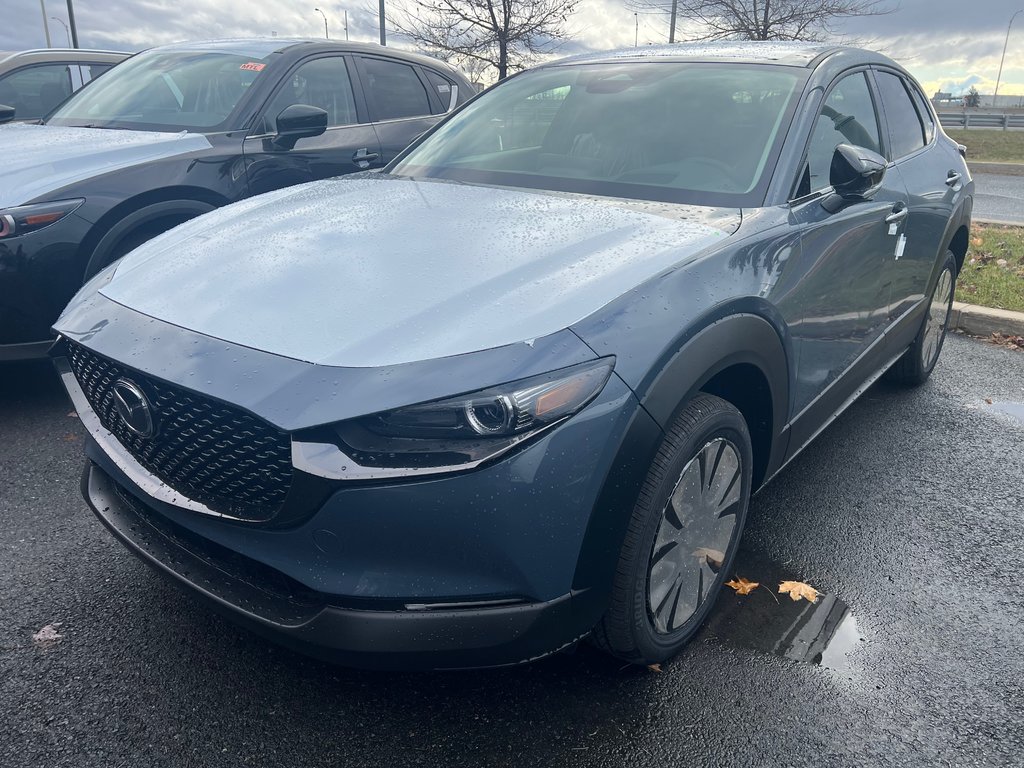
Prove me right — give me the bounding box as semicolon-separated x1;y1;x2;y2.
54;42;972;669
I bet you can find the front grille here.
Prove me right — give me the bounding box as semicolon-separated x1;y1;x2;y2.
68;343;293;522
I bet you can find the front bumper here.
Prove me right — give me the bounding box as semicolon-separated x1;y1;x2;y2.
57;317;647;668
0;213;91;352
83;461;592;670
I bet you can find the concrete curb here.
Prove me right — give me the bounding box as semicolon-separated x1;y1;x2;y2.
951;301;1024;338
968;161;1024;176
975;217;1023;227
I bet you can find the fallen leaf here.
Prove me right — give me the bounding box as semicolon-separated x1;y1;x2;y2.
692;547;725;568
725;576;760;595
984;398;993;405
778;581;820;603
647;663;662;673
32;622;63;645
67;411;79;419
990;333;1024;351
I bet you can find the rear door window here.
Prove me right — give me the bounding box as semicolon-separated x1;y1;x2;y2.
875;71;926;159
81;63;113;83
906;80;935;144
360;57;431;121
424;69;455;113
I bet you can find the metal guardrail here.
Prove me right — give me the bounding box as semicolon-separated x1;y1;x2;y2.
938;112;1024;129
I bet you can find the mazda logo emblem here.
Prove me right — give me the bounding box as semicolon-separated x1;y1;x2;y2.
111;379;155;438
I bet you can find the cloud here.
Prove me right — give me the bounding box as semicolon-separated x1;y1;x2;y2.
4;0;1024;94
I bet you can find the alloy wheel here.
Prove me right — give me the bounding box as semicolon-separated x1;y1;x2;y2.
646;437;742;634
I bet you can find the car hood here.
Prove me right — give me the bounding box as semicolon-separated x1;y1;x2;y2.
97;176;740;368
0;123;211;208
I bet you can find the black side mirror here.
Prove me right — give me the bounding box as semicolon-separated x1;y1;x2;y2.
271;104;328;150
822;143;887;212
0;104;15;125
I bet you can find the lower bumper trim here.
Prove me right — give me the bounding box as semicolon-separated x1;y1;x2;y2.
0;339;53;362
83;462;589;669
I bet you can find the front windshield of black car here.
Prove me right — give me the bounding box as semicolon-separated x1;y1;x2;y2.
391;62;804;206
46;49;273;131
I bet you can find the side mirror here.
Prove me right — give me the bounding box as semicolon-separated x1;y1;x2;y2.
822;143;887;212
271;104;328;150
0;104;15;124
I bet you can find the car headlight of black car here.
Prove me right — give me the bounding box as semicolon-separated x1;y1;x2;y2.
293;358;615;480
0;199;84;238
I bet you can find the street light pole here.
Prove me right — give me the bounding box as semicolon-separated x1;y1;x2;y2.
994;9;1023;107
634;13;638;47
51;16;71;47
314;7;329;39
379;0;387;45
40;0;52;47
65;0;79;47
344;9;349;41
668;0;678;43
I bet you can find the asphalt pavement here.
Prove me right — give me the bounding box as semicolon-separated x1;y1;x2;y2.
972;172;1024;224
1;334;1023;767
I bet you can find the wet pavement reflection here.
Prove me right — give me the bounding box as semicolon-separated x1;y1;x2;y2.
986;401;1024;424
701;548;863;674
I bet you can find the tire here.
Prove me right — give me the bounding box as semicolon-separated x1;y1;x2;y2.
591;393;752;665
886;250;957;386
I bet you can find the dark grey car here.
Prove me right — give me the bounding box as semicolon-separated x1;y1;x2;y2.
0;39;473;361
53;42;972;669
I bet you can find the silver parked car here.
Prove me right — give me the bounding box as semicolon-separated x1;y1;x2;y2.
0;48;128;121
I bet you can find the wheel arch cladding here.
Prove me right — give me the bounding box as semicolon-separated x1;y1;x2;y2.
570;311;790;611
636;312;790;488
947;224;969;275
80;187;228;279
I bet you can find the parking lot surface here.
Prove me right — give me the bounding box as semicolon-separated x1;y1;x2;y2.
973;172;1024;224
1;334;1022;767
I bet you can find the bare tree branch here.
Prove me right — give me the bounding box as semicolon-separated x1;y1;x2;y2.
624;0;892;43
393;0;579;81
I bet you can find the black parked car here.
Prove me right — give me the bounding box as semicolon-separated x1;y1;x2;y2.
0;39;471;360
55;42;972;669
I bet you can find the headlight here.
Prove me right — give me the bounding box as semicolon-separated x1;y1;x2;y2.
0;199;84;238
292;358;615;481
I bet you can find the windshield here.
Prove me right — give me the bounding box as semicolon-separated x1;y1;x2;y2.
46;49;273;132
391;62;803;206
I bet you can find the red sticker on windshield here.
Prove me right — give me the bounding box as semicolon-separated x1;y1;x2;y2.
240;62;265;72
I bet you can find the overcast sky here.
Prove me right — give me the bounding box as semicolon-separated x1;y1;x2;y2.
6;0;1024;96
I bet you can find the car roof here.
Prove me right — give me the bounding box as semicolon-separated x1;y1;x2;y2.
552;41;873;69
154;38;449;63
0;48;129;66
145;38;470;82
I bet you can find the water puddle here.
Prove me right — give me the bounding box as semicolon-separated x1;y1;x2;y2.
702;548;863;675
985;401;1024;424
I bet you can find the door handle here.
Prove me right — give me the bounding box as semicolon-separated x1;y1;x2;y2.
353;149;380;165
945;171;962;187
885;205;908;224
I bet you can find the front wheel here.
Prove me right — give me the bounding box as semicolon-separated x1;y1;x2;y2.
886;250;957;386
591;394;752;665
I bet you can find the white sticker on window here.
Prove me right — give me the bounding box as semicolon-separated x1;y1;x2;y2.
888;222;899;236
